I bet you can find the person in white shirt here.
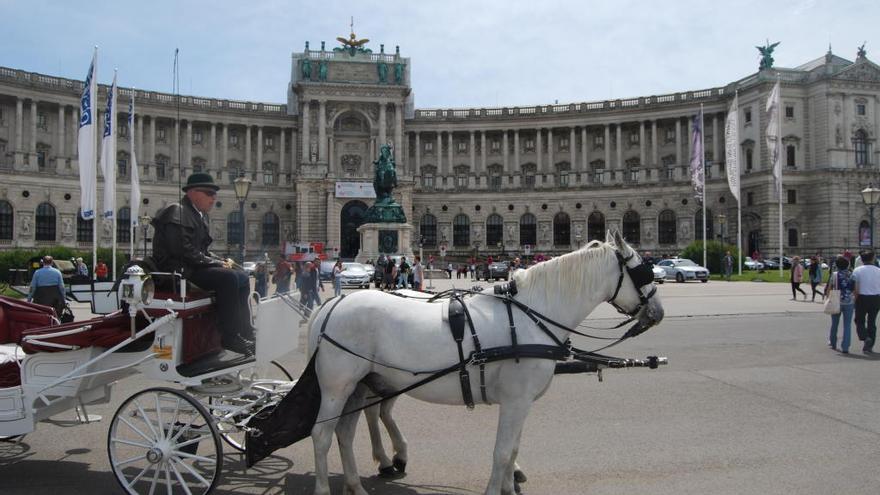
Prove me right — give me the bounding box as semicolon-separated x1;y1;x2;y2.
412;256;424;291
852;250;880;353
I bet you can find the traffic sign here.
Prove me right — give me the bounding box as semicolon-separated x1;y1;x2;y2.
439;244;447;257
524;244;531;255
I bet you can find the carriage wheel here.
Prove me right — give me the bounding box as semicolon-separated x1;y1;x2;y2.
108;387;223;495
208;360;293;452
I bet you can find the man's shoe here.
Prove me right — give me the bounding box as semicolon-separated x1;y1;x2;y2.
223;336;255;356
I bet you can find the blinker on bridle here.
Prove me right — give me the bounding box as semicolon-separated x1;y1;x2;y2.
608;250;657;318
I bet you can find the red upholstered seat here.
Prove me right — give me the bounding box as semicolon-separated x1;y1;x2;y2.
0;296;58;345
0;360;20;388
18;312;141;354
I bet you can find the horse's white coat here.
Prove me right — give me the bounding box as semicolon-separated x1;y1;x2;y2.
305;231;663;495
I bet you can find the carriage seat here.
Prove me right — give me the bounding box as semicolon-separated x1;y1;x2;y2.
0;296;58;346
0;344;22;388
18;312;153;354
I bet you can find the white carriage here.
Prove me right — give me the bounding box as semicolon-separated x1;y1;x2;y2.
0;265;305;494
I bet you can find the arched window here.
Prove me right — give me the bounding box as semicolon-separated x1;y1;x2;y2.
227;211;243;246
36;202;56;241
486;214;503;247
854;129;870;167
587;211;605;242
694;208;714;243
0;200;12;240
623;210;640;245
420;214;437;247
262;212;279;246
116;207;131;243
553;212;570;246
788;227;799;247
77;209;93;243
520;213;536;246
658;210;677;245
453;214;470;247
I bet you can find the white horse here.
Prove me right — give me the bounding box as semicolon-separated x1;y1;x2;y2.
306;231;663;495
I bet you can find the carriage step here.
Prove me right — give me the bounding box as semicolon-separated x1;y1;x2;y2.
176;349;255;378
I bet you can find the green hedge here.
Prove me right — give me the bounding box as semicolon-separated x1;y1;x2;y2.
0;248;129;283
679;240;741;274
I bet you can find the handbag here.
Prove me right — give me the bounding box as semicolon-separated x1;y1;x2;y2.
824;273;840;315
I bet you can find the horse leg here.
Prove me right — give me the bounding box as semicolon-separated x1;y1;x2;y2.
312;380;361;495
513;460;527;483
335;385;369;495
379;397;408;473
364;400;394;476
485;400;532;495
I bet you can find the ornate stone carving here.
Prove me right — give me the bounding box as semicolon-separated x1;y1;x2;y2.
212;221;224;240
19;214;31;236
61;217;73;238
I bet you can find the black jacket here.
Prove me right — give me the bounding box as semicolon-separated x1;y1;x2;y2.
151;196;222;277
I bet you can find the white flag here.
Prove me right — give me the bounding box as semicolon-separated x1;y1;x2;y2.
99;72;117;220
766;80;782;198
77;49;97;220
129;95;141;227
725;93;740;202
689;110;704;202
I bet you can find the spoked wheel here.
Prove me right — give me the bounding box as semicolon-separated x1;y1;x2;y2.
208;361;294;453
108;387;223;495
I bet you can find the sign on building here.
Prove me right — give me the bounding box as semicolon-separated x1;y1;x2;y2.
335;181;376;199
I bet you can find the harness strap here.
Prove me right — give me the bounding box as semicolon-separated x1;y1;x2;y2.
448;297;475;409
456;294;488;405
505;297;519;364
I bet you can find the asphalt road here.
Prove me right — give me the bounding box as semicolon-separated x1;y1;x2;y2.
1;277;878;494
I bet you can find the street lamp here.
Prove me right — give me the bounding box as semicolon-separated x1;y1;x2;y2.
716;214;726;245
861;185;880;249
139;215;151;258
801;231;808;252
233;173;252;265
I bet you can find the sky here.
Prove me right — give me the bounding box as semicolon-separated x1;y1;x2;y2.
2;0;878;109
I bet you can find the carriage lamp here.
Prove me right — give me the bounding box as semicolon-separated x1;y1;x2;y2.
861;185;880;249
120;265;155;337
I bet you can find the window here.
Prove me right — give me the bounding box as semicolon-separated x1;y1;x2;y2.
453;214;470;247
118;123;129;138
524;172;535;189
629;132;639;145
519;213;536;246
193;129;203;144
36;149;46;171
745;148;753;171
230;131;239;147
227;160;243;184
857;104;866;116
788;228;800;247
262;212;279;246
456;174;468;188
744;108;752;124
695;209;714;242
593;134;605;148
587;211;605;242
524;139;535;152
264;170;275;185
486;214;503;247
227;211;243;246
77;210;93;242
786;145;796;168
35;202;56;241
787;189;797;204
553;212;570;246
117;207;131;243
424;141;433;153
422;173;434;188
661;155;675;167
0;201;12;239
191;158;205;174
623;210;640;245
37;112;47;130
117;156;128;178
420;214;437;247
658;210;676;245
155;155;168;180
747;192;754;206
157;127;166;142
457;141;467;153
559;137;570;151
854;129;870;167
491;139;501;152
264;136;274;150
664;128;675;143
785;106;794;119
489;173;502;191
559;172;569;187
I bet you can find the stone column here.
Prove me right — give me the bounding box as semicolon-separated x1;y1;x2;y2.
301;101;311;163
149;117;156;180
604;125;611;170
318;100;327;163
209;123;216;169
569;127;576;170
245;125;252;175
221;124;228;176
14;97;23;151
581;127;588;171
480;131;487;174
447;131;453;177
57;105;65;157
548;128;555;172
651;120;658;167
328;137;335;174
414;132;421;175
639;121;646;166
394;103;403;170
30;100;37;153
136;116;143;166
687;118;694;168
290;129;298;174
378;103;387;147
185;121;192;171
503;130;509;173
370;137;376;164
712;113;719;166
173;120;180;176
675;118;682;165
257;126;264;177
279;127;286;178
536;129;542;172
436;131;442;174
514;130;520;171
615;124;622;170
469;130;475;172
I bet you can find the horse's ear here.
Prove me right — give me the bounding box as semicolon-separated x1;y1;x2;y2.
605;229;614;244
611;229;627;251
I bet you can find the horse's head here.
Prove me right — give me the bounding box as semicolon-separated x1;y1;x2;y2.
604;230;664;336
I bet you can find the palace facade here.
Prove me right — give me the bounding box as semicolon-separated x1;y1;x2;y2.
0;40;879;261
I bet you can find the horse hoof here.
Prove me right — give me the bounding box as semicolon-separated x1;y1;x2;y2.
393;458;407;473
514;480;523;494
377;466;397;478
514;469;527;483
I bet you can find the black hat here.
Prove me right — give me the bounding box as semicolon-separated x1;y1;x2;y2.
182;173;220;192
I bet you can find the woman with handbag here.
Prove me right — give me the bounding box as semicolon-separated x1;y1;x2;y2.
826;256;855;353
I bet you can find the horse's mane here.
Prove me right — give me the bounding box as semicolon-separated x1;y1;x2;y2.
512;240;615;312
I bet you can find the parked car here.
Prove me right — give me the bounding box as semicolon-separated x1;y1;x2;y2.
27;256;77;284
763;256;792;270
319;260;336;281
242;261;257;275
339;262;371;288
656;258;710;283
652;265;665;284
803;258;829;271
744;257;764;271
484;261;510;281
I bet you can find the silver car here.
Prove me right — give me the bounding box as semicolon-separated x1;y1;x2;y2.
657;258;710;283
339;262;371;288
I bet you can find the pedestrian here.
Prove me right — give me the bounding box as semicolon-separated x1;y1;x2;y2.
254;263;268;298
383;257;394;290
852;250;880;353
469;261;476;280
27;255;66;317
299;261;324;321
826;256;855;353
723;250;734;281
398;256;410;289
790;256;807;301
332;259;343;297
809;256;824;302
75;257;89;277
412;255;424;291
293;262;303;291
273;254;292;294
95;259;109;281
446;262;453;279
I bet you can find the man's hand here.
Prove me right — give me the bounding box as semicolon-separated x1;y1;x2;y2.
223;258;235;269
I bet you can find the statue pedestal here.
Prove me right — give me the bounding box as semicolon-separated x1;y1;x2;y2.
356;223;413;263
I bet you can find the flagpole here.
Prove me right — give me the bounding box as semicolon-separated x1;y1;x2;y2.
91;47;99;282
700;104;707;269
776;74;783;278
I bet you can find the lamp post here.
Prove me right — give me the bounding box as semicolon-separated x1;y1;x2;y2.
233;173;252;265
861;185;880;250
716;214;726;245
139;215;151;258
801;232;808;253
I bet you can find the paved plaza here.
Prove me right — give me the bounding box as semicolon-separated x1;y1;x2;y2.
1;278;878;494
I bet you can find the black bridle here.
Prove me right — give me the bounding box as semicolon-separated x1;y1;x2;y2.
608;250;658;318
